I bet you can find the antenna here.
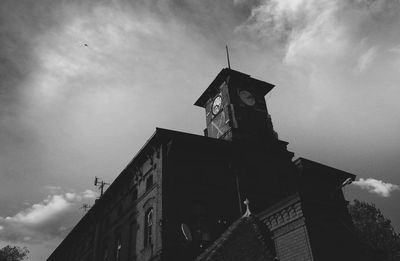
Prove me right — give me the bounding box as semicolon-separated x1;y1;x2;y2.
226;45;231;69
80;203;91;213
93;176;110;198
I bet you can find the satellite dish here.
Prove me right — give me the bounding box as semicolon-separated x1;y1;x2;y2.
181;223;192;242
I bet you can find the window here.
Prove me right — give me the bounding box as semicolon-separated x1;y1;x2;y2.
144;208;153;247
146;175;153;191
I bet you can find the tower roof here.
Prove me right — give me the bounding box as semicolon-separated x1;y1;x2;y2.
194;68;275;108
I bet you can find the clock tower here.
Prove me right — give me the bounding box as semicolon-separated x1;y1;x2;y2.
194;68;298;215
194;68;277;143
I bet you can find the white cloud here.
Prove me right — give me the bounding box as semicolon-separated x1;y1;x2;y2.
237;0;348;66
353;178;400;197
355;46;378;73
7;195;71;225
65;192;79;201
236;0;400;70
82;189;98;199
0;189;96;243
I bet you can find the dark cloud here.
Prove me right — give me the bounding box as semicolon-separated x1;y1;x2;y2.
0;1;56;93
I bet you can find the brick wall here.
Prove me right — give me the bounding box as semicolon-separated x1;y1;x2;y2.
259;195;313;261
275;225;312;261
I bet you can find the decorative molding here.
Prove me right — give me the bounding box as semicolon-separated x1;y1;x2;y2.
260;200;303;231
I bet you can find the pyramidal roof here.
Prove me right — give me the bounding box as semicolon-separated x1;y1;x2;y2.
195;215;277;261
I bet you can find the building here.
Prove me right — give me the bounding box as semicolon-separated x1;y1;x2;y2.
48;68;369;261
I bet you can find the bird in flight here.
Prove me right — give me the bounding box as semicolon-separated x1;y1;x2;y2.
84;43;88;47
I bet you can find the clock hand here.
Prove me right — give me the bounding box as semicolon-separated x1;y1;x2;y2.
211;121;223;135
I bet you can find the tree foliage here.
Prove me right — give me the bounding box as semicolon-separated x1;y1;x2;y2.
0;245;29;261
349;200;400;261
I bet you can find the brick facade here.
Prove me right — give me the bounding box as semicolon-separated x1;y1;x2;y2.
48;138;165;261
259;195;313;261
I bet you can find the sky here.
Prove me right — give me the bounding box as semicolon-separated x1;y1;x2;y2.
1;0;400;260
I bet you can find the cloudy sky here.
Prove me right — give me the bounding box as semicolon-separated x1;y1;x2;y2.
1;0;400;260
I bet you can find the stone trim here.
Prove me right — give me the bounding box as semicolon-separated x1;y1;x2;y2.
260;200;303;231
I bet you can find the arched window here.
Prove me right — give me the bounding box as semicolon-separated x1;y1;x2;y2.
144;208;153;247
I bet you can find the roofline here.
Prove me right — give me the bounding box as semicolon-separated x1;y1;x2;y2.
294;157;356;181
194;68;275;107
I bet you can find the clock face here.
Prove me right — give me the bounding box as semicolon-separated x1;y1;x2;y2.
212;95;222;115
239;90;256;106
210;111;228;138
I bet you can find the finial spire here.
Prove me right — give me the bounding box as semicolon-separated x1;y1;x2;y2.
243;198;251;217
226;45;231;69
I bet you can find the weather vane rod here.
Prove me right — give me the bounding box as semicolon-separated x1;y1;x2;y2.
226;45;231;69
